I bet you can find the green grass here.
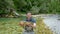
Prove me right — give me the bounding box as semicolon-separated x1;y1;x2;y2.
0;17;53;34
0;18;23;34
36;18;53;34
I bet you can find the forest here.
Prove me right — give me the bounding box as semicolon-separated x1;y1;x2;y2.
0;0;60;17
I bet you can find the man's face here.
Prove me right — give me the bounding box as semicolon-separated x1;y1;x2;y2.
26;13;32;18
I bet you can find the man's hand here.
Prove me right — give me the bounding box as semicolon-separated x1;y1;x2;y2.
32;23;36;28
19;21;24;26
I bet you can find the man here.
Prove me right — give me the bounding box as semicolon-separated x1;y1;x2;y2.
20;12;36;34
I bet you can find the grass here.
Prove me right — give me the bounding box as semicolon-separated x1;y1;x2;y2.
36;18;53;34
0;17;53;34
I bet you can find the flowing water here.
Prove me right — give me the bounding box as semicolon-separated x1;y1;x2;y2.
41;14;60;34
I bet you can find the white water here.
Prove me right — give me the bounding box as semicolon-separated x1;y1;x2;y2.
42;14;60;34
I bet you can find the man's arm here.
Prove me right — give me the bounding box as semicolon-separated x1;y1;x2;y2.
32;18;36;28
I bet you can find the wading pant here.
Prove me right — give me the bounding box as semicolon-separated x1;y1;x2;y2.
22;25;35;34
22;31;35;34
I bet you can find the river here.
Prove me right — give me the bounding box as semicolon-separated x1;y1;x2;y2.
33;14;60;34
41;14;60;34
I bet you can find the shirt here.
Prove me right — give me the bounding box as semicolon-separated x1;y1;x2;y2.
25;17;36;23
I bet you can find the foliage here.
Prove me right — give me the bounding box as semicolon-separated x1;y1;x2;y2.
13;0;60;14
0;0;60;15
0;0;9;14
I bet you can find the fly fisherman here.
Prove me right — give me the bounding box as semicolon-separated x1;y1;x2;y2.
19;12;36;34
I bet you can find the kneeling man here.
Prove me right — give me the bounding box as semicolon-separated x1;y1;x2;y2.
19;12;36;34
